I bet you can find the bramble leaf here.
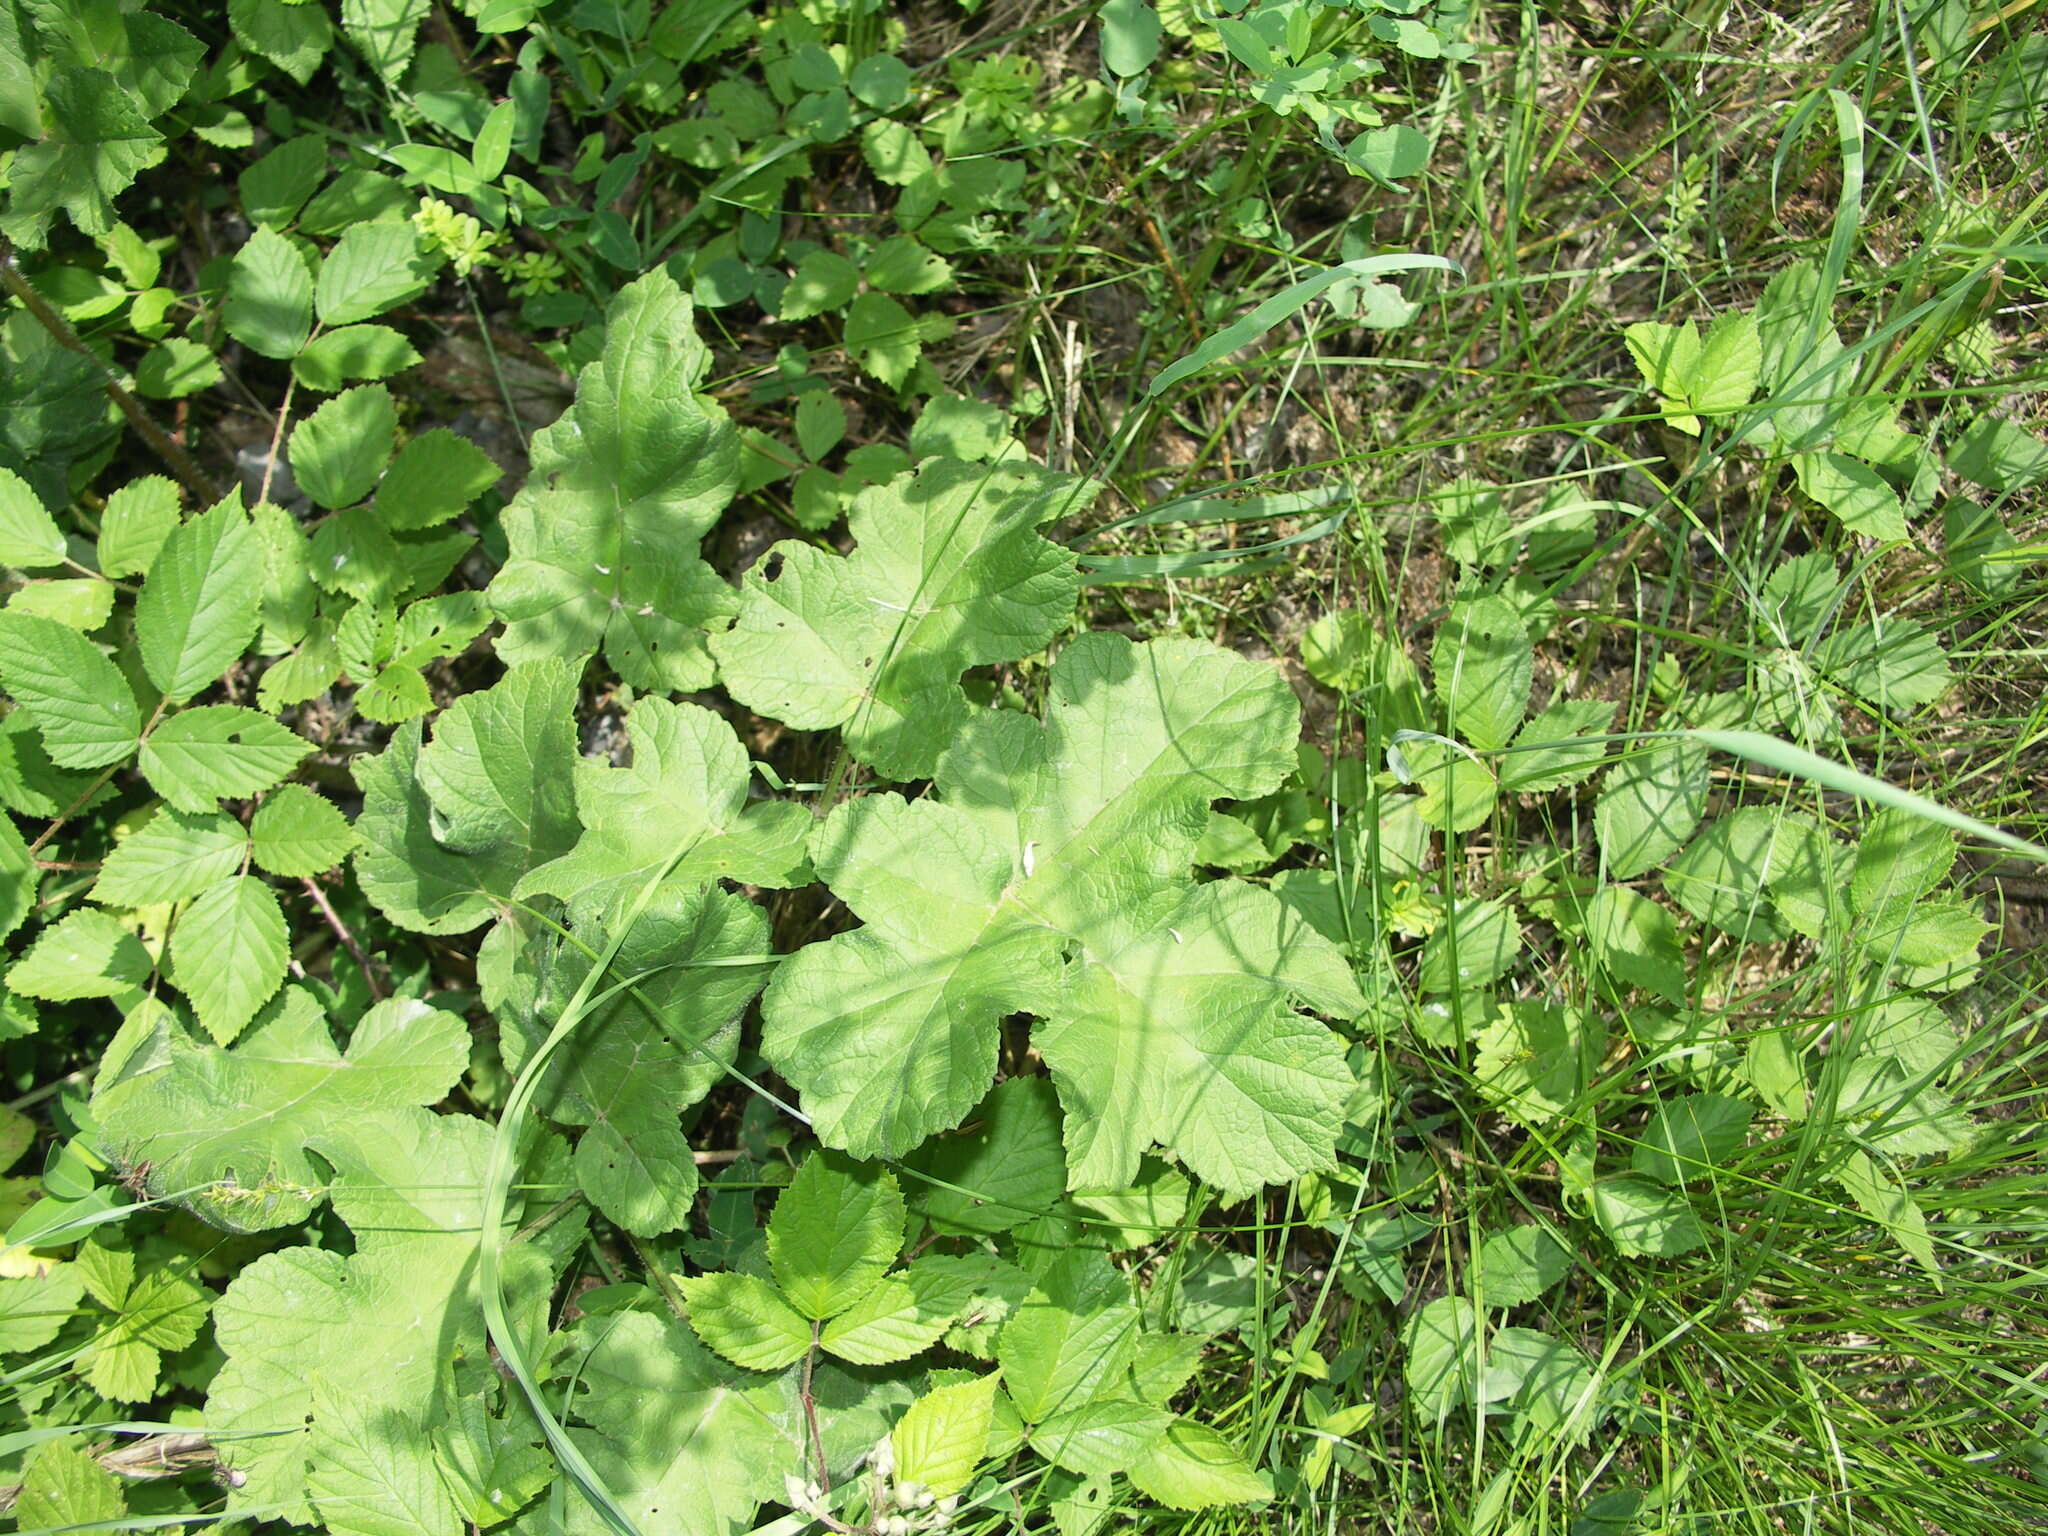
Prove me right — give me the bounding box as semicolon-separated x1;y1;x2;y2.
251;784;356;877
168;876;289;1044
767;1157;904;1321
0;466;67;570
139;706;308;813
489;270;739;691
0;612;142;768
136;492;262;703
762;634;1362;1195
93;807;246;907
680;1272;813;1371
713;458;1088;780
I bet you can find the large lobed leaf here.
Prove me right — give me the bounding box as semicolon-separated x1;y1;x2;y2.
761;633;1365;1197
488;269;740;691
712;457;1090;780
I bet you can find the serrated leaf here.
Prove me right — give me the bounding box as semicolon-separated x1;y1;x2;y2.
999;1288;1141;1422
1033;1398;1173;1477
1501;698;1613;791
293;324;422;391
225;225;314;359
0;1265;88;1353
136;337;224;399
291;385;397;510
96;989;470;1231
1126;1420;1272;1509
574;1118;699;1239
1690;310;1762;416
1813;614;1952;713
767;1156;905;1320
140;705;307;812
410;658;580;884
1633;1092;1753;1185
842;291;947;388
794;389;845;460
1471;1225;1571;1307
10;907;151;1000
909;1075;1066;1237
16;1441;125;1528
239;132;327;227
0;465;67;569
712;458;1087;779
1850;807;1954;919
1403;1292;1478;1418
779;248;859;321
0;612;142;768
1595;738;1708;880
374;429;501;530
136;492;263;702
1586;885;1686;1004
818;1267;958;1364
1590;1174;1706;1258
98;476;182;579
1793;452;1907;542
488;270;737;691
678;1272;812;1371
0;68;164;250
1828;1149;1936;1276
892;1374;998;1497
9;576;114;630
862;118;932;184
1416;898;1520;993
1430;595;1531;751
865;234;952;294
1474;1003;1602;1128
0;812;37;941
762;634;1363;1196
168;876;288;1044
315;220;438;327
251;784;356;877
93;807;246;906
228;0;333;84
1663;807;1796;942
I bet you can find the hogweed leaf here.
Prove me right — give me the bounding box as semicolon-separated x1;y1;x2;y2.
488;269;739;692
713;457;1088;780
762;633;1363;1196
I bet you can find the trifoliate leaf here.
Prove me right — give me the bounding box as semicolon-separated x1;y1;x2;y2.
516;695;810;909
761;634;1364;1196
712;458;1087;780
1663;807;1797;942
95;989;470;1231
167;876;288;1044
136;492;262;703
1850;807;1954;920
0;68;164;249
489;270;738;692
93;807;246;907
10;907;151;1000
865;234;953;294
1430;595;1531;751
1595;738;1708;880
224;225;314;360
892;1374;999;1498
139;706;307;812
0;466;67;570
0;612;142;768
291;385;397;511
679;1272;813;1371
1126;1420;1272;1509
817;1263;961;1364
842;291;949;387
779;248;859;321
98;476;182;579
250;784;356;877
374;428;502;530
1033;1398;1173;1477
768;1156;905;1321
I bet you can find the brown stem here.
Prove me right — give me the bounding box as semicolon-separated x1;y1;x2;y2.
0;1432;222;1512
0;237;221;506
298;875;385;1000
801;1322;831;1493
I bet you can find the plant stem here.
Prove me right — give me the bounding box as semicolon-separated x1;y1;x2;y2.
801;1322;831;1492
298;875;385;1000
0;236;221;506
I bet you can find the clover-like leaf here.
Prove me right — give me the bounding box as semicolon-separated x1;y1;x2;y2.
761;633;1365;1197
488;269;739;692
713;458;1089;780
